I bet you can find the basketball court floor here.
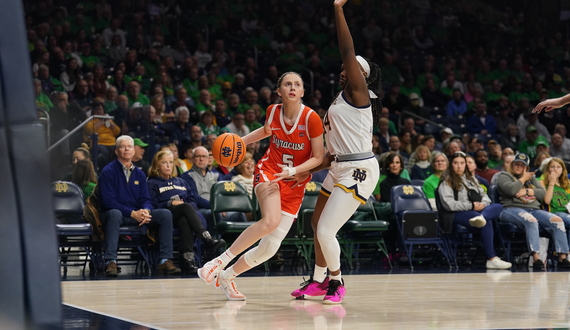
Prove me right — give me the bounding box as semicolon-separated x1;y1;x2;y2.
61;266;570;330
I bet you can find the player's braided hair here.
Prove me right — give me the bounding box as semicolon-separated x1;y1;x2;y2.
363;57;382;129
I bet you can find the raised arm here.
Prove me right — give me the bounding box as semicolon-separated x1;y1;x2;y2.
334;0;369;107
533;93;570;113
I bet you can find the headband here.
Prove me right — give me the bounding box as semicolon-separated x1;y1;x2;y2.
356;55;378;99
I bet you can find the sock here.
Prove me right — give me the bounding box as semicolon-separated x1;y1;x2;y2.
218;249;236;268
330;272;342;282
313;265;328;283
222;265;239;280
160;258;168;265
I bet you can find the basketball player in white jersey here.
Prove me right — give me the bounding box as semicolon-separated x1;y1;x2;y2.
290;0;382;304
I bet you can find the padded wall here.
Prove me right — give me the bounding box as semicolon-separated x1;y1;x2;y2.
0;0;62;329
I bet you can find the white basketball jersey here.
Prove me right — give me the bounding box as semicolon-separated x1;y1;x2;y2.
323;91;373;155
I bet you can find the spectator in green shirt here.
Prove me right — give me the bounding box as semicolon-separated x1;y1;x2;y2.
125;81;150;107
519;125;549;161
244;108;263;132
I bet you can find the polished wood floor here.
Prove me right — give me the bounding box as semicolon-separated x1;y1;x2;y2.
61;271;570;330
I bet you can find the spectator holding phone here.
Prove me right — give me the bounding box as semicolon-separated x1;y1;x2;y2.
147;149;225;273
497;153;569;270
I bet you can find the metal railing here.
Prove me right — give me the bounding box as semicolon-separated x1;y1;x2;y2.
47;115;114;152
398;110;445;132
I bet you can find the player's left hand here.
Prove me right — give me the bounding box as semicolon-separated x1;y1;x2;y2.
271;164;295;183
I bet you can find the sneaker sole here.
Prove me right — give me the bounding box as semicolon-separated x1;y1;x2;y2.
323;299;343;305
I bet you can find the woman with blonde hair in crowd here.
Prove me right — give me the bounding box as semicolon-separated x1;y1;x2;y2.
410;145;432;180
147;150;225;273
160;143;188;175
539;157;570;268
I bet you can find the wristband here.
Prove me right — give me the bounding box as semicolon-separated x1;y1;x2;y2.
286;166;297;176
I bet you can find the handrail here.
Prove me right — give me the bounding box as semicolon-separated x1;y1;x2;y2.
398;110;445;131
47;115;114;152
37;109;50;146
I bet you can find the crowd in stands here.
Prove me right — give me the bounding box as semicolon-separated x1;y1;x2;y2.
27;0;570;270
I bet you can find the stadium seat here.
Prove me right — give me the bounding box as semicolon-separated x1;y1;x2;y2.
391;185;453;269
339;196;391;269
212;181;256;243
52;181;93;274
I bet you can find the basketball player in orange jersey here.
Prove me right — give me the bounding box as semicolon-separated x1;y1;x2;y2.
197;72;325;301
290;0;382;304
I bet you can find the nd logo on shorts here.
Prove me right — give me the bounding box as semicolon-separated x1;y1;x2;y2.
352;168;367;182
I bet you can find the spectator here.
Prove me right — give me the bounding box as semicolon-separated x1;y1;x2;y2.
532;151;551;177
125;81;150;107
198;111;220;136
71;159;97;202
102;18;126;48
410;145;432;180
170;87;197;123
444;140;462;159
467;102;497;135
497;153;569;270
438;151;510;269
104;86;118;114
554;124;570;149
491;154;515;185
446;89;467;116
180;146;241;228
518;111;550;142
474;149;499;183
377;153;410;203
60;58;82;92
50;91;87;163
231;153;255;199
466;137;484;155
494;105;516;135
147;150;225;273
421;77;449;109
98;135;181;276
487;140;503;169
33;78;53;113
38;64;62;94
244;108;263;132
83;100;121;170
467;154;490;190
423;153;449;210
501;124;521;152
214;99;232;128
550;133;570;161
196;89;214;116
164;107;192;146
132;138;150;175
376;117;391;152
225;113;250;137
161;143;188;176
189;125;204;150
519;126;549;161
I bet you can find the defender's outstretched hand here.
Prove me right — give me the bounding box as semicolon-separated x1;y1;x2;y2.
532;94;570;113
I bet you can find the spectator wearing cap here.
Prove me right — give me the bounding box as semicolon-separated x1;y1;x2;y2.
439;127;453;147
466;102;497;136
550;133;570;161
403;93;429;130
474;149;499;183
517;111;550;142
487;140;503;169
125;81;150;107
132;138;150;175
497;152;570;270
519;125;549;161
446;89;468;117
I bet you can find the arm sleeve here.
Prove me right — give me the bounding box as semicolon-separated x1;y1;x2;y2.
531;177;546;201
438;181;473;211
307;110;324;138
182;174;210;209
497;172;523;197
138;174;153;210
99;170;133;217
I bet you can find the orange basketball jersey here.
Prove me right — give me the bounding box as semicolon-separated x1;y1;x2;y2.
254;103;323;217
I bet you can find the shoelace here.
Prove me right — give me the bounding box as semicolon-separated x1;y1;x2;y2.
326;281;341;296
298;276;314;290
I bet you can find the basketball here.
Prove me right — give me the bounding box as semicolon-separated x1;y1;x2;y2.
212;133;246;167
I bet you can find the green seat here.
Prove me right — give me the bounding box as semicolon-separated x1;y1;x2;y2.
211;181;256;245
339;197;392;269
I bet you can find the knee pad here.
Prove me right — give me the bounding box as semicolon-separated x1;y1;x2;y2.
244;214;293;267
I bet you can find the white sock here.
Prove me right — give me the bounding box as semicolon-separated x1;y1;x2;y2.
313;265;328;283
222;265;239;280
218;249;235;268
330;272;342;282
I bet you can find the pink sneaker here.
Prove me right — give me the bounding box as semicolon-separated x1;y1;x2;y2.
323;279;345;305
291;277;330;298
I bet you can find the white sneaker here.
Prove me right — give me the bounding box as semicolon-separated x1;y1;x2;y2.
486;257;512;270
216;274;246;301
469;215;486;228
197;259;223;285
